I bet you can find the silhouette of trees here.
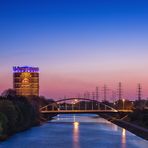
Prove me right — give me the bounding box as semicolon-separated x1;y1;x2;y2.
0;98;18;134
0;89;54;140
1;89;16;98
0;112;8;135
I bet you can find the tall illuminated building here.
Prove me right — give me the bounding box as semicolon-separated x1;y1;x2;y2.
13;66;39;96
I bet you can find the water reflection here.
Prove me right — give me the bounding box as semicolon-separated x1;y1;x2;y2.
0;114;147;148
73;115;80;148
57;114;60;121
121;128;126;148
74;122;79;129
110;123;118;131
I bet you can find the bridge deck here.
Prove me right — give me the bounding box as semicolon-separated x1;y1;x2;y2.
41;110;133;114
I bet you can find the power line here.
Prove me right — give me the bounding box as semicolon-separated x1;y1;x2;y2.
137;83;142;101
96;86;99;102
118;82;122;100
102;85;109;101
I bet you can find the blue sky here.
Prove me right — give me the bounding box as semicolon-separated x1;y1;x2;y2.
0;0;148;99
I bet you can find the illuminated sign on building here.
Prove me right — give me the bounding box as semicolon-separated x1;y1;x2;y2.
13;66;39;73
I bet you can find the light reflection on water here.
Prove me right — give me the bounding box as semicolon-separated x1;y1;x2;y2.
73;121;80;148
0;114;147;148
122;128;126;148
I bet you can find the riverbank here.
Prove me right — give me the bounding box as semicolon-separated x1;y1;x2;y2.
0;91;57;141
1;111;59;141
0;123;40;141
99;114;148;140
0;114;56;141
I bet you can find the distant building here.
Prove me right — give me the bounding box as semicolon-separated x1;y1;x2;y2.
13;66;39;96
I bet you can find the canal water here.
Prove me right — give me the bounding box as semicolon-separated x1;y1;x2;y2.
0;114;147;148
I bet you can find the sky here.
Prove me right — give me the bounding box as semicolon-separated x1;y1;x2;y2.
0;0;148;100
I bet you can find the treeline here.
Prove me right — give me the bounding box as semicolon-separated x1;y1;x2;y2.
0;89;54;140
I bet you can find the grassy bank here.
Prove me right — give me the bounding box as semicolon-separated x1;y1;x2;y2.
99;110;148;140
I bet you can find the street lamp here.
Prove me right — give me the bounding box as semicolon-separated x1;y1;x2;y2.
75;99;78;102
122;99;125;110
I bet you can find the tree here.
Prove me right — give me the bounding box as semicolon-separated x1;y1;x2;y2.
1;89;16;98
0;98;18;133
0;112;8;135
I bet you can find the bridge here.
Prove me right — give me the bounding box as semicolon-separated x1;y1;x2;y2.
40;98;132;115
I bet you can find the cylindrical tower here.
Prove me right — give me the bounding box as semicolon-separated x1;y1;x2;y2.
13;66;39;96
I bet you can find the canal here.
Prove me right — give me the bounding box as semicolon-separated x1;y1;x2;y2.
0;114;147;148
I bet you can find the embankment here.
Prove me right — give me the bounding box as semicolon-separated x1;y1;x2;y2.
99;114;148;140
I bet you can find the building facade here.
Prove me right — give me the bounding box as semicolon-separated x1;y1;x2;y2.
13;66;39;96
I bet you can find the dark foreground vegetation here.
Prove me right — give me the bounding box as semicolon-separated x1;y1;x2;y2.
0;89;55;141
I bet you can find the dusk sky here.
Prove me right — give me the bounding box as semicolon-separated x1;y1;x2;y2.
0;0;148;100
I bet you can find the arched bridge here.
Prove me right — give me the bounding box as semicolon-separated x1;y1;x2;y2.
40;98;132;114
